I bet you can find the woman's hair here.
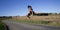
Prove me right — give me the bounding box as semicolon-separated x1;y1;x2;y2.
28;6;32;8
28;5;33;10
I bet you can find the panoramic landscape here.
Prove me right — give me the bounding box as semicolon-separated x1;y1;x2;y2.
0;0;60;30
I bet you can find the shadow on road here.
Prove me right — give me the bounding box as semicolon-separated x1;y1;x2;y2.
4;23;10;30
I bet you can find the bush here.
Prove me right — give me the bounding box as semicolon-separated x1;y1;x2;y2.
0;21;5;30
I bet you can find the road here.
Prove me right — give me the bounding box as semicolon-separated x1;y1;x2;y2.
2;20;60;30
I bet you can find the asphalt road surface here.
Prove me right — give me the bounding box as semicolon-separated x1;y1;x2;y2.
2;20;60;30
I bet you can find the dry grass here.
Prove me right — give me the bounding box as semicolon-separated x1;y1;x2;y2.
9;15;60;26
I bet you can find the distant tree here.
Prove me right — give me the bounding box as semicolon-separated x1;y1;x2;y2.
59;13;60;14
49;13;52;15
55;13;57;15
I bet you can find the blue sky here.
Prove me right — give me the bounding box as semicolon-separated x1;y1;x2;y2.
0;0;60;16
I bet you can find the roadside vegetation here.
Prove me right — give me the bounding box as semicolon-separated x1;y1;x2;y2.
0;20;5;30
0;16;12;30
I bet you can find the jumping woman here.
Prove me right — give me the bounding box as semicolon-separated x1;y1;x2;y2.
27;5;35;19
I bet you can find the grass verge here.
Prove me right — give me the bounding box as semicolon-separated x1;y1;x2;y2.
13;20;60;27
